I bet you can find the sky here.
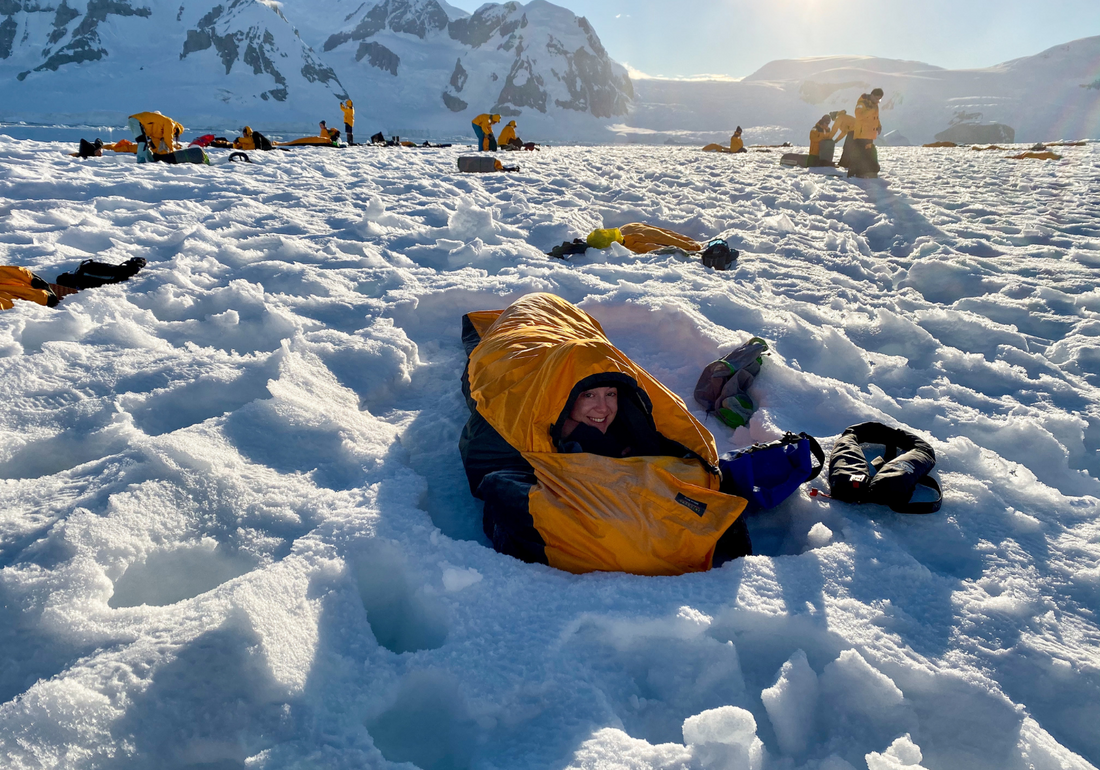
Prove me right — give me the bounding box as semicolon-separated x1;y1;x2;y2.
449;0;1100;79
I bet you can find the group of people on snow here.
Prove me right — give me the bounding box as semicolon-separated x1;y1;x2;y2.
700;88;884;178
471;113;539;152
827;87;883;177
73;98;358;163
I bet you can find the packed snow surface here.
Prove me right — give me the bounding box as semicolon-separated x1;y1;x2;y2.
1;138;1099;770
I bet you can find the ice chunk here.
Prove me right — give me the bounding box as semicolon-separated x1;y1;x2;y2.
761;649;819;757
448;197;499;242
819;649;905;716
683;706;765;769
441;564;482;592
806;522;833;548
865;734;928;770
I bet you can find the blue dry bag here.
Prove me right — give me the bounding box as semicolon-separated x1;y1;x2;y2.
719;432;824;509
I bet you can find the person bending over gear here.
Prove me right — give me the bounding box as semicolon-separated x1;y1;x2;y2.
808;115;833;166
340;99;355;145
849;88;883;178
472;113;500;151
128;112;191;163
829;109;857;169
499;120;519;148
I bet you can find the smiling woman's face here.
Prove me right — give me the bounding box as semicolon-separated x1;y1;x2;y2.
568;386;618;434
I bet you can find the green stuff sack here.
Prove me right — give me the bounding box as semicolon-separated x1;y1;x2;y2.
694;337;769;428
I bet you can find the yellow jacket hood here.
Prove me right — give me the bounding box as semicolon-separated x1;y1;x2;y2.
469;300;713;463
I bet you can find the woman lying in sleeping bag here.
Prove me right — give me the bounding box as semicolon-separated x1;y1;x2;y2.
459;292;750;575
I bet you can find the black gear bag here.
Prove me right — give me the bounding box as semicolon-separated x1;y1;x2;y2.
55;258;147;290
827;422;942;513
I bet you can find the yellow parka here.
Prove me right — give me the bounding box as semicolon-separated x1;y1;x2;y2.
341;100;354;126
829;112;856;141
854;96;881;141
809;128;828;156
129;112;184;154
0;266;57;310
464;293;746;575
472;113;500;134
620;223;703;254
499;121;518;145
730;135;744;153
233;126;256;151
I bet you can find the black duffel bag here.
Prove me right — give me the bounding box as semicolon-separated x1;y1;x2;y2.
827;422;942;513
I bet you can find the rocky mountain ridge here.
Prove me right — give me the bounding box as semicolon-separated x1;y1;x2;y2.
0;0;633;138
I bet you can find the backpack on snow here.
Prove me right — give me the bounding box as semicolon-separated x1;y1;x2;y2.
547;239;589;259
251;130;274;151
700;238;738;270
78;138;103;158
720;431;825;510
55;257;147;290
826;422;942;513
694;337;769;428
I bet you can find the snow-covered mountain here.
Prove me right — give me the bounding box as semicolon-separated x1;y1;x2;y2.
0;0;1096;144
0;0;633;138
291;0;633;138
626;36;1100;145
0;0;349;129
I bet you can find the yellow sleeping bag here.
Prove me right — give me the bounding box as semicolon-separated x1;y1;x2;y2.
460;293;747;575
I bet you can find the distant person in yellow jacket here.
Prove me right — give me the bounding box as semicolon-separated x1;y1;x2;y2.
729;126;745;153
702;126;746;154
848;88;883;178
828;110;856;142
128;112;185;158
499;120;519;148
233;126;257;150
472;113;500;151
829;109;857;168
340;99;355;145
808;115;832;166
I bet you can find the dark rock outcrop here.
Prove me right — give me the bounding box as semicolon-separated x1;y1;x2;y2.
20;0;151;76
325;0;449;50
442;91;467;112
356;40;399;76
